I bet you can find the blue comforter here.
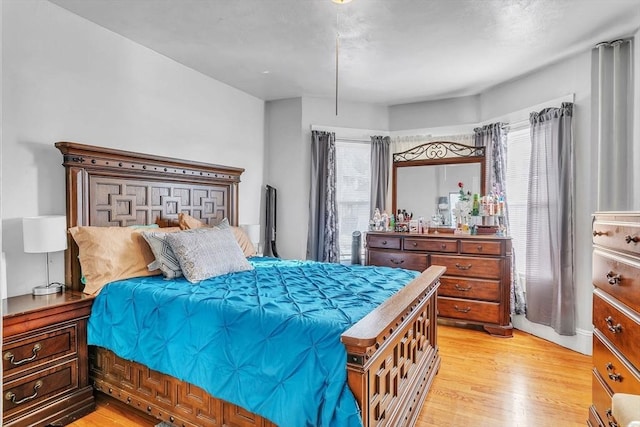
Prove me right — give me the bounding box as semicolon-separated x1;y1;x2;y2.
88;257;420;427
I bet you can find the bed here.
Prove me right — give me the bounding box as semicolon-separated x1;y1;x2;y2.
56;141;444;427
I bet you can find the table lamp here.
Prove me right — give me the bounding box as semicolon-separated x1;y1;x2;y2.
23;215;67;295
240;224;261;256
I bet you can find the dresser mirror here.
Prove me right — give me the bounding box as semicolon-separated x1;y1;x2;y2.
392;141;486;227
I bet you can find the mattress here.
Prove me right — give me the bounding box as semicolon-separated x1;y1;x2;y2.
88;257;420;427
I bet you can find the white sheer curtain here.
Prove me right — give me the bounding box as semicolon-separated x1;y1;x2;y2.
593;39;634;210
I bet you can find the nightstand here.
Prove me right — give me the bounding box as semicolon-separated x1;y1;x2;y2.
2;291;95;426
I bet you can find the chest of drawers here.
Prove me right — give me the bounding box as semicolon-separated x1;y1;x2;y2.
588;212;640;427
366;231;513;337
2;291;95;426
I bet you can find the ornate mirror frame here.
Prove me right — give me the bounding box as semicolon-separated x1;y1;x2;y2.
391;141;486;219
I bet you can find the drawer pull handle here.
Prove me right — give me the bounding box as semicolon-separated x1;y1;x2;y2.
605;362;622;382
3;343;42;366
5;380;43;405
454;284;472;292
476;245;483;251
624;234;638;244
455;263;472;270
593;230;608;237
606;271;621;285
605;316;622;334
389;258;405;265
453;305;471;313
605;409;618;427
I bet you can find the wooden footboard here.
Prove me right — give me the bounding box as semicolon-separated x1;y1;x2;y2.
89;266;443;427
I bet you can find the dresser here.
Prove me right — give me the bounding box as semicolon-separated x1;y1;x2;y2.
366;231;513;337
589;212;640;427
2;291;95;426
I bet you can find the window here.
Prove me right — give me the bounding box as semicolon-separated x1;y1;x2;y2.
505;125;531;281
335;140;371;263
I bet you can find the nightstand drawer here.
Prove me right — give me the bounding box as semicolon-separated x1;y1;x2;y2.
3;359;78;418
3;324;77;377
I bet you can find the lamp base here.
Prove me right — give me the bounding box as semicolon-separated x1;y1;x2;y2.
32;283;64;296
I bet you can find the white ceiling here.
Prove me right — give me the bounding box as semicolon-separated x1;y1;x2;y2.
49;0;640;106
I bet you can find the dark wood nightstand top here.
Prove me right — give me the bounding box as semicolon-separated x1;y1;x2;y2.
2;291;94;338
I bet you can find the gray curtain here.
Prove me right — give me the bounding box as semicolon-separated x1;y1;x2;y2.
525;102;575;335
307;130;339;263
474;123;526;315
592;39;634;211
370;136;391;217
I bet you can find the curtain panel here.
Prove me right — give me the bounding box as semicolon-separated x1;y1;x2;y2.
370;136;391;218
593;39;634;211
474;123;526;315
307;130;339;263
525;102;575;335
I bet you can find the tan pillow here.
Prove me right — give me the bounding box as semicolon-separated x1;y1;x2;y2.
178;213;257;257
69;226;176;295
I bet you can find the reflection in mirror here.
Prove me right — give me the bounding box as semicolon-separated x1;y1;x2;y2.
396;163;481;226
392;141;486;228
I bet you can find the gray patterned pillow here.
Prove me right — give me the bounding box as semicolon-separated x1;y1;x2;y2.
165;226;254;283
142;231;183;279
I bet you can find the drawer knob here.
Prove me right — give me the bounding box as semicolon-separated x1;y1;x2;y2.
453;305;471;313
412;242;417;247
5;380;43;405
476;245;483;251
389;258;405;265
593;230;608;237
3;343;42;366
454;284;472;292
455;263;472;270
624;234;639;244
606;271;621;285
605;362;622;382
441;244;447;249
381;240;387;245
605;316;622;334
605;409;619;427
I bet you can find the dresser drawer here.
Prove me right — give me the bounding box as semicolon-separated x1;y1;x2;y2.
438;297;500;324
593;289;640;368
404;238;457;253
368;249;427;272
593;331;640;395
3;359;79;418
460;240;502;256
591;368;614;427
3;324;77;378
438;277;500;302
593;220;640;256
367;235;401;250
431;255;501;279
593;249;640;312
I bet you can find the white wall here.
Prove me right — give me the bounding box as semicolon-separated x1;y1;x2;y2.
265;96;388;260
2;1;265;297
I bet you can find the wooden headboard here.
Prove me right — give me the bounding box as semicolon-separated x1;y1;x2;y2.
55;142;244;292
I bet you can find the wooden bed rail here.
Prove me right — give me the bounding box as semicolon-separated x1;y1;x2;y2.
342;265;445;427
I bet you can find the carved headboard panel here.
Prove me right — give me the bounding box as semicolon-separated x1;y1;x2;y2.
55;142;244;291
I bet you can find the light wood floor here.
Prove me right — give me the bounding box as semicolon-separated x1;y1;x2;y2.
69;325;591;427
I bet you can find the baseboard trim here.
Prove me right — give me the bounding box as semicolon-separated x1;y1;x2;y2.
512;314;592;355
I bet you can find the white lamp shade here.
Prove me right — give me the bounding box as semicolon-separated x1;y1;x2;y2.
240;224;261;246
23;215;68;253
